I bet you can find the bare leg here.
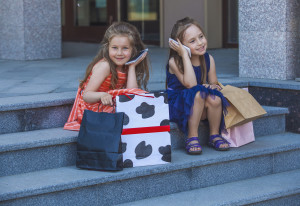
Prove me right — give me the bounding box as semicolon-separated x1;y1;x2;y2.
205;95;229;148
187;92;205;152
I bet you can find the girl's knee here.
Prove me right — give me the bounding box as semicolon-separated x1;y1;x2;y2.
207;96;221;107
194;92;206;106
194;91;203;102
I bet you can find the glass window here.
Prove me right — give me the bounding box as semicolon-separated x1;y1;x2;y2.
61;0;66;26
127;0;158;21
227;0;238;43
75;0;107;26
121;0;160;44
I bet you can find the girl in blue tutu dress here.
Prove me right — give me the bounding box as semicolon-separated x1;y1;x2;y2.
166;17;230;154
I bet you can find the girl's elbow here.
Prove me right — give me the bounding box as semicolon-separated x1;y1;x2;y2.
183;82;196;88
82;94;89;103
82;92;92;103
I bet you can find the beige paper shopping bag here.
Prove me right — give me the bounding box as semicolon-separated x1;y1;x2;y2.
218;82;267;129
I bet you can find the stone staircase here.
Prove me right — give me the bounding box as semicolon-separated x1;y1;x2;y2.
0;90;300;205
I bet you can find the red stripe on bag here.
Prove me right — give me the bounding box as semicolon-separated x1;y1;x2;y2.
122;125;170;135
124;92;154;98
134;93;154;98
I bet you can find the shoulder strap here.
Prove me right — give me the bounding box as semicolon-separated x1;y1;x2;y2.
166;63;170;75
204;52;210;72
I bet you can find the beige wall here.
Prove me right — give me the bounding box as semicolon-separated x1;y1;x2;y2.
162;0;222;49
205;0;222;48
162;0;205;47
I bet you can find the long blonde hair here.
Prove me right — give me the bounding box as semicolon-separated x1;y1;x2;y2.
80;22;150;90
169;17;208;84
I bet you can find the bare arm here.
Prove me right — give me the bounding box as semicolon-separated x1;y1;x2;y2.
206;55;221;90
168;58;196;88
82;61;113;105
169;39;197;88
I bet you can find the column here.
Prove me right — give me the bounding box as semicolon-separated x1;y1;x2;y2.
0;0;61;60
239;0;300;80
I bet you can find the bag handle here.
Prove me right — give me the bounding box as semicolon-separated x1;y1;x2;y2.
217;82;225;90
97;100;116;113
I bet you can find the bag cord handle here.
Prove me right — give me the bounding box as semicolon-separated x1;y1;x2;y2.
217;82;225;90
97;98;116;113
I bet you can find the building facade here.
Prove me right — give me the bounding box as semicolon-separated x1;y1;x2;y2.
0;0;238;60
61;0;238;48
0;0;298;80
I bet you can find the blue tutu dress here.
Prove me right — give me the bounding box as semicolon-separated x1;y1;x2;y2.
166;52;229;135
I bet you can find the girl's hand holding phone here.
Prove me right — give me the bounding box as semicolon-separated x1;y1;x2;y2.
126;48;148;67
128;52;147;68
169;38;191;58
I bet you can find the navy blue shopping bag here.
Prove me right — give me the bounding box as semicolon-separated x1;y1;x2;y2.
76;109;124;171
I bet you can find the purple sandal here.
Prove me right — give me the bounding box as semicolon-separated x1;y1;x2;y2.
185;137;202;155
208;134;230;151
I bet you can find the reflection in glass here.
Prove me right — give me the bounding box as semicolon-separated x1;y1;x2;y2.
75;0;107;26
122;0;159;42
127;0;158;21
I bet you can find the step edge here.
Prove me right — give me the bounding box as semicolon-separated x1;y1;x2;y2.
0;128;78;153
261;106;289;116
116;169;300;206
0;92;289;116
0;118;293;152
248;80;300;91
1;133;300;201
0;92;76;112
231;188;300;206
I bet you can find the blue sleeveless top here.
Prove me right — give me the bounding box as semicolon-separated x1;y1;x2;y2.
167;52;211;90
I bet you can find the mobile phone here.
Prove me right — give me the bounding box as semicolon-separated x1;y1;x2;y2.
169;38;191;57
125;48;148;65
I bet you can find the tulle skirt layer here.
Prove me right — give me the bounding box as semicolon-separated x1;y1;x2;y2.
166;85;229;135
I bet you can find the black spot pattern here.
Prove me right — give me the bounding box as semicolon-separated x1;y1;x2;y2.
119;95;135;102
136;102;155;119
121;142;127;153
135;141;152;159
154;92;168;104
123;113;129;125
159;145;171;162
123;159;133;168
160;119;170;126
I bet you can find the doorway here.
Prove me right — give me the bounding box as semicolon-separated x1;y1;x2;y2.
62;0;117;42
120;0;160;45
223;0;238;48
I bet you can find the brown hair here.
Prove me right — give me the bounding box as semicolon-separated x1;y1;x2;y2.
169;17;208;84
80;22;150;90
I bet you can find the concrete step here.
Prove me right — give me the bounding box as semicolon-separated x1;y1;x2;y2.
1;133;300;205
0;83;286;135
0;92;75;134
0;105;288;177
117;169;300;206
170;105;288;148
0;128;78;176
0;91;288;137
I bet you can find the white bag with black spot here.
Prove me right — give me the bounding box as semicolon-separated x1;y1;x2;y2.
116;92;171;168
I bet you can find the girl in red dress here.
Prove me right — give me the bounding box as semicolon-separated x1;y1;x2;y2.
64;22;150;131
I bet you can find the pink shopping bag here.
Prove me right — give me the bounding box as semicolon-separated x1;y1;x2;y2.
222;87;255;147
222;121;255;147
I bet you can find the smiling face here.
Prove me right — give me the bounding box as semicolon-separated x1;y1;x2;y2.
182;24;207;56
109;35;133;68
